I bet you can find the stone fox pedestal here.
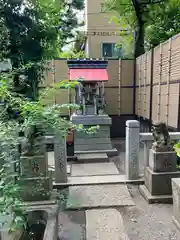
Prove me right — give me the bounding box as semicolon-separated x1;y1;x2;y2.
71;114;117;162
140;149;180;203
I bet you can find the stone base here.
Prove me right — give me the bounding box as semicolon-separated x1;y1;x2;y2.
71;114;112;125
139;184;172;204
75;149;118;158
144;167;180;195
71;114;117;156
76;153;109;163
149;149;177;172
18;176;52;201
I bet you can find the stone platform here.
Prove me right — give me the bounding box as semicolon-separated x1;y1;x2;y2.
71;114;118;159
86;209;129;240
139;184;172;204
53;175;144;187
66;184;135;209
139;167;180;203
58;208;129;240
71;162;119;176
76;153;109;163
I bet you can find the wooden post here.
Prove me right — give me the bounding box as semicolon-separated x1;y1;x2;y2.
144;53;147;119
118;59;121;116
149;48;154;131
166;38;172;126
138;57;142;118
133;56;137;115
157;44;163;121
52;59;56;105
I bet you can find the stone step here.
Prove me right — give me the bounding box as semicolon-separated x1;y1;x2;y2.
53;175;144;187
66;184;135;209
75;148;118;157
71;162;119;176
75;143;113;152
86;209;129;240
76;153;109;163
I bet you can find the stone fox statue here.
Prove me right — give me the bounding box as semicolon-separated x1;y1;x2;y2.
151;121;173;151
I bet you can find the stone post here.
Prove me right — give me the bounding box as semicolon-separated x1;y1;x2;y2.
54;135;67;183
125;120;140;180
143;141;153;168
82;96;85;115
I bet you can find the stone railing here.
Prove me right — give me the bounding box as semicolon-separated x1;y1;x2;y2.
126;120;180;180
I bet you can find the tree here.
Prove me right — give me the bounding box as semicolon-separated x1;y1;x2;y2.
58;50;86;58
0;0;84;100
104;0;146;57
145;0;180;48
104;0;166;57
58;31;87;58
0;73;99;232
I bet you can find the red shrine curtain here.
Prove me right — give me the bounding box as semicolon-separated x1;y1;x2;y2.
69;68;108;81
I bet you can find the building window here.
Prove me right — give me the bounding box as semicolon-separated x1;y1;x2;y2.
100;3;105;12
102;43;122;58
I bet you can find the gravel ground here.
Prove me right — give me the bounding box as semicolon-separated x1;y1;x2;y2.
118;185;180;240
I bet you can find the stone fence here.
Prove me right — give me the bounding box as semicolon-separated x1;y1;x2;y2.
126;120;180;180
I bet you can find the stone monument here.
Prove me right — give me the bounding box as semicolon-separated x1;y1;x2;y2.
139;121;180;203
68;59;117;162
19;137;53;201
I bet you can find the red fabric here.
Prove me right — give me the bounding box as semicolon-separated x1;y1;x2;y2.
69;68;108;81
67;130;73;144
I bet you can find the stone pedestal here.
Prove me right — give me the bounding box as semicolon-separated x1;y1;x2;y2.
70;114;117;162
19;153;52;201
140;150;180;203
172;178;180;230
86;105;94;115
149;149;177;172
19;176;52;201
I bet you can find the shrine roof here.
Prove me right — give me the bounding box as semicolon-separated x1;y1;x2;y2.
67;59;108;69
69;68;108;81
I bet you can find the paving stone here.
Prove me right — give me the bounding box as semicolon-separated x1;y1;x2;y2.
67;184;135;209
77;153;108;163
71;162;119;176
86;209;129;240
53;175;144;187
58;211;86;240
